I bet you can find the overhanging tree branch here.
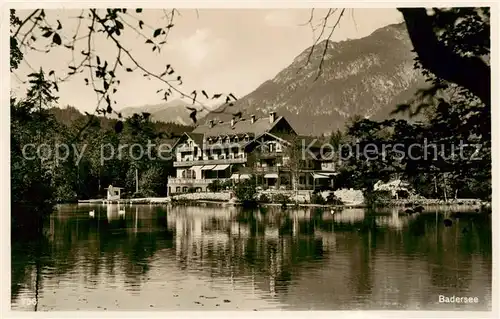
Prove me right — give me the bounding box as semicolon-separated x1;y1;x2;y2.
398;8;491;109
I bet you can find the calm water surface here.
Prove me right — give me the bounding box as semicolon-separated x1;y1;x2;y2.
11;204;492;311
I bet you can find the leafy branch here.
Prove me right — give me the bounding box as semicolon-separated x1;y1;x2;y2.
11;8;238;140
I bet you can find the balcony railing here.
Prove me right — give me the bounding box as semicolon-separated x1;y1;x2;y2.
258;151;283;159
178;145;195;152
174;157;247;167
168;177;230;185
254;166;280;173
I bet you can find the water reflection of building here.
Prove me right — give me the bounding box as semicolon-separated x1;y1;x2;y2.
12;205;492;311
333;209;365;223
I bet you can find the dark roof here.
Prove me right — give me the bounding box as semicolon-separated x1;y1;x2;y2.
271;133;323;148
192;116;283;137
185;132;204;146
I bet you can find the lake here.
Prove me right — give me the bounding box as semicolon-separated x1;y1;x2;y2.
11;204;492;311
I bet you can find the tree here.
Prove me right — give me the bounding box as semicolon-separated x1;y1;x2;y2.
283;136;306;193
10;70;60;211
309;7;490;200
398;8;490;109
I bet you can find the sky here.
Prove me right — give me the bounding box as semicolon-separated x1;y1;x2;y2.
11;8;403;113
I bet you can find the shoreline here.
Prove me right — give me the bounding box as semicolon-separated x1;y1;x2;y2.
76;196;490;210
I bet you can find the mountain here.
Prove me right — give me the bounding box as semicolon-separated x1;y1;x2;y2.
204;22;429;136
118;99;215;125
48;105;193;136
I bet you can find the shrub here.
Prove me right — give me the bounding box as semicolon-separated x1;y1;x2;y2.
221;179;233;190
207;179;233;192
365;190;392;207
258;193;271;203
54;184;77;203
132;191;144;198
311;193;326;205
273;194;291;205
326;193;343;205
234;178;257;206
207;180;222;192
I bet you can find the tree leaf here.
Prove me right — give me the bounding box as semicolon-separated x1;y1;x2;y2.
153;28;162;37
138;20;144;29
126;68;133;72
43;30;53;38
136;8;142;13
48;70;55;76
116;20;124;30
57;20;62;30
52;33;62;45
145;39;153;44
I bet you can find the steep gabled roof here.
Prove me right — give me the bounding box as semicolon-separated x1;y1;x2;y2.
192;116;286;137
271;133;324;149
185;132;204;146
170;132;204;149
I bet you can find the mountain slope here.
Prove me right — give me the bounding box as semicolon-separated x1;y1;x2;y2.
119;99;215;125
204;22;429;136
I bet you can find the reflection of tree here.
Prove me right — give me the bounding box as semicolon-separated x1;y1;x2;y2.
12;205;492;309
11;205;175;303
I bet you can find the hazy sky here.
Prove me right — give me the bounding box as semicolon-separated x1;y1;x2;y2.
11;8;403;113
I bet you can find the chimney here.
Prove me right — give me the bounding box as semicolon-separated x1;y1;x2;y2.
269;111;276;123
209;120;214;128
231;118;235;128
250;114;256;124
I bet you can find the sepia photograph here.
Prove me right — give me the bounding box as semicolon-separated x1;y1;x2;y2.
7;3;494;314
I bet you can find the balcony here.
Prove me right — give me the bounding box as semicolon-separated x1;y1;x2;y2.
178;145;195;152
259;151;283;159
174;157;247;167
254;166;280;173
168;177;230;185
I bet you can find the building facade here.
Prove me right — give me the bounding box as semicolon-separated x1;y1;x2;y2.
167;111;336;194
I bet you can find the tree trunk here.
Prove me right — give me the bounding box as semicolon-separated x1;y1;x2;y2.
443;173;448;202
135;167;139;193
398;8;490;109
434;174;438;196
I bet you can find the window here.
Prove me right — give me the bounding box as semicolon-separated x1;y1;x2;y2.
181;169;196;179
176;187;181;193
182;187;188;193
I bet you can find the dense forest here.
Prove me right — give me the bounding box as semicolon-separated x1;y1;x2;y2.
11;75;193;214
